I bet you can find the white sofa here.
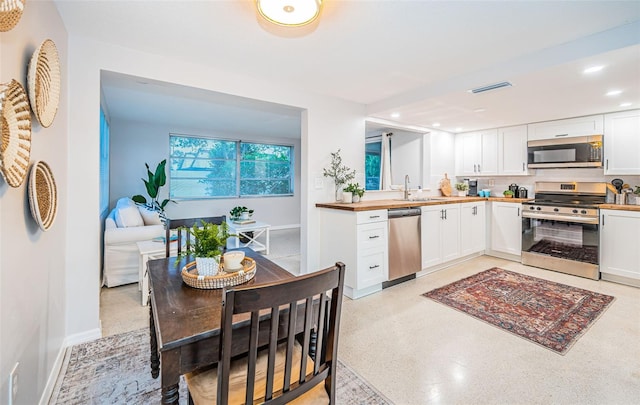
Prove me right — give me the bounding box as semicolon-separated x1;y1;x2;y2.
103;198;165;287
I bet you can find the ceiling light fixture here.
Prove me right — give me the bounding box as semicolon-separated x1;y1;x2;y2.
432;122;441;127
620;102;632;107
583;65;604;74
256;0;322;27
390;112;400;118
606;90;623;96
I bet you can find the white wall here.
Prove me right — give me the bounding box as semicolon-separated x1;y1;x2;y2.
65;36;365;342
390;130;424;188
109;119;302;227
0;1;69;403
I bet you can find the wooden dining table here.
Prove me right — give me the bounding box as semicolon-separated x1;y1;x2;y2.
148;247;296;405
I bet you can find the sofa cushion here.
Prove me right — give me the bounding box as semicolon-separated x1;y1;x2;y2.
114;198;144;228
138;206;163;225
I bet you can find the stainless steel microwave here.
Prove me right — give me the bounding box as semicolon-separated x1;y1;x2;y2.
527;135;603;169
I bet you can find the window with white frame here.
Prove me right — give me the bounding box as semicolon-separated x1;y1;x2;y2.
169;134;294;199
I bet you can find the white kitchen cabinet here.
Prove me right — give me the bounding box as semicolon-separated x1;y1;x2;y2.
604;109;640;175
527;114;603;141
490;202;522;256
498;125;529;175
421;204;460;268
460;202;486;256
319;209;388;299
456;129;498;176
600;209;640;287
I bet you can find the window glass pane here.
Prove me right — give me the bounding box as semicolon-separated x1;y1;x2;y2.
169;135;293;198
365;141;381;190
99;107;110;212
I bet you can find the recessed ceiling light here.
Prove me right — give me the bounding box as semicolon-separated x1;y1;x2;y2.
390;112;400;118
583;65;604;74
455;127;463;132
606;90;623;96
620;102;632;107
432;122;441;127
474;108;486;113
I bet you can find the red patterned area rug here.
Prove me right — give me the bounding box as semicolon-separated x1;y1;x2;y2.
422;268;615;355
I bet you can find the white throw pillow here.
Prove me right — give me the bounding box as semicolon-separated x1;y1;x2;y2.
138;206;163;226
114;198;144;228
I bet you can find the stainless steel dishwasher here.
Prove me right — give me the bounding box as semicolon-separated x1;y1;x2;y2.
383;207;422;288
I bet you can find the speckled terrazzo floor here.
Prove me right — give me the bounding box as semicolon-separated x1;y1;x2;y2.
98;231;640;404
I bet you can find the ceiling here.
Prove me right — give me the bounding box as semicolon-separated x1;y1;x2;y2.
56;1;640;136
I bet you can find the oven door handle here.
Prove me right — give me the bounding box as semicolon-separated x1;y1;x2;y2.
522;211;599;225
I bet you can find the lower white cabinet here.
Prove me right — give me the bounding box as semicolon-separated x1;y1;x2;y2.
460;202;486;256
600;209;640;286
490;202;522;256
421;204;460;268
319;209;388;299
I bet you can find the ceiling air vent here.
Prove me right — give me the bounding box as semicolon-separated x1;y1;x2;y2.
469;81;512;94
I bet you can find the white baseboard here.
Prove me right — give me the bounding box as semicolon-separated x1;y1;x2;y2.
39;344;67;405
40;328;102;404
270;224;300;231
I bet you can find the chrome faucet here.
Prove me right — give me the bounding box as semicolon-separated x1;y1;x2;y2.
404;175;410;200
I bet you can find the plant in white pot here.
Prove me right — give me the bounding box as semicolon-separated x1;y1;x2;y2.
131;159;176;221
230;206;254;221
175;220;234;276
344;183;365;203
455;182;469;197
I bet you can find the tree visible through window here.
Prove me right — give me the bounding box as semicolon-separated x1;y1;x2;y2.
169;135;293;199
365;141;381;190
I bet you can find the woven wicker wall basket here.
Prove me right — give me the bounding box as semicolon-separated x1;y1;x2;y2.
0;79;32;188
0;0;25;32
27;39;61;128
28;161;58;231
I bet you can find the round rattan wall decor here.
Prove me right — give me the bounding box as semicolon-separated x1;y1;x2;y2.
28;161;58;231
0;79;32;188
0;0;25;32
27;39;61;128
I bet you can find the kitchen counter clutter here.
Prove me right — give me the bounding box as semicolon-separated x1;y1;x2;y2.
316;196;530;211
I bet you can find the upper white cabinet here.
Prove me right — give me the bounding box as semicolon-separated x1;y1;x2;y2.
527;114;603;141
456;129;498;176
604;109;640;175
498;125;528;176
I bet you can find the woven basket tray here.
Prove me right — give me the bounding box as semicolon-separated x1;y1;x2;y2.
181;257;256;289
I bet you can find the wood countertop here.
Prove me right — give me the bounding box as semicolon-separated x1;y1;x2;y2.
599;204;640;212
316;196;532;212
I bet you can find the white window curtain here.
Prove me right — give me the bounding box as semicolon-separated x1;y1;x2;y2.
380;132;392;190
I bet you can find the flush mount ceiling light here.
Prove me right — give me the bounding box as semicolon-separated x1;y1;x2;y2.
606;90;623;96
256;0;322;27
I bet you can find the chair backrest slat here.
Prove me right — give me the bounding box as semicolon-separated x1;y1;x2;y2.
217;262;345;404
164;215;226;258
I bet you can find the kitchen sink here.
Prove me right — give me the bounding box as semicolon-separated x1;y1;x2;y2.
393;197;445;202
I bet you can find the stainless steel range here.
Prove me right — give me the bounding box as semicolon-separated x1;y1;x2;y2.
521;182;606;280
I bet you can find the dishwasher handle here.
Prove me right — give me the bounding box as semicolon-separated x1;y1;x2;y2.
388;207;422;218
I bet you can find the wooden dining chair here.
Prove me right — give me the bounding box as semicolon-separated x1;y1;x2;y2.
185;262;346;405
164;215;226;257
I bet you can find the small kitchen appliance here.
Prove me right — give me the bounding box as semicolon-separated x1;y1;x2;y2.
508;183;519;194
527;135;603;169
468;179;478;196
521;182;606;280
517;187;528;199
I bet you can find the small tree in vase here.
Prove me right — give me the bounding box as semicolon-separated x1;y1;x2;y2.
323;149;356;202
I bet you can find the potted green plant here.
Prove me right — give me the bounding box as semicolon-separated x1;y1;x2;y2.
323;149;356;202
344;183;365;203
230;206;254;221
503;189;514;198
175;220;234;276
132;159;175;219
455;182;469;197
